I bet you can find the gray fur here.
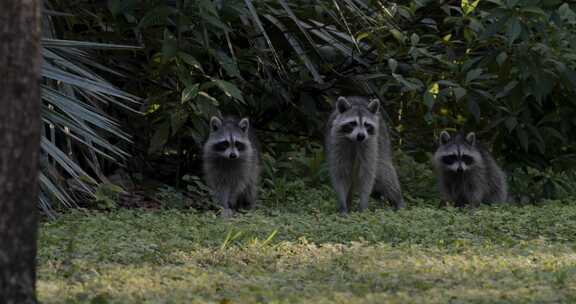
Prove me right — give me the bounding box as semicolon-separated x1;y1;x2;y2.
325;96;405;214
432;131;508;207
203;116;261;216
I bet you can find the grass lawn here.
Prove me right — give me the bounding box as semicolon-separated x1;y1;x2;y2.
38;186;576;303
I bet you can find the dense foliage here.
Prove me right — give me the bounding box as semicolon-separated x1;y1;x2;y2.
41;0;576;209
41;7;141;215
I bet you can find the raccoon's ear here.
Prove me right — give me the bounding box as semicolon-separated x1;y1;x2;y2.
439;131;451;145
466;132;476;146
210;117;222;132
238;117;250;133
367;98;380;114
336;96;351;113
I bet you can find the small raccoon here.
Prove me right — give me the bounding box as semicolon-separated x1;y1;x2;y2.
202;116;261;217
432;131;508;207
325;96;405;214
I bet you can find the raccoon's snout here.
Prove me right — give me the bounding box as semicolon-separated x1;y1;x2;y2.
356;133;366;142
228;152;238;159
457;166;463;173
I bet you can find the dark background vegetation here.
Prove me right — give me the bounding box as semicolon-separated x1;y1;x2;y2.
40;0;576;214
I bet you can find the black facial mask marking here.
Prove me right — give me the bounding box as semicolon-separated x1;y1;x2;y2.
213;141;229;152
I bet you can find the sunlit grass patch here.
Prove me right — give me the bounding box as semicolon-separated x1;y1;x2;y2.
38;201;576;303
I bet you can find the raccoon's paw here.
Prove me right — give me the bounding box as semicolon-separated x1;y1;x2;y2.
394;200;406;211
221;208;234;218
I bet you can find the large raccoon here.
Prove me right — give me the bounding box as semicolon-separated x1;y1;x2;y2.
325;96;405;214
432;131;508;207
202;116;261;217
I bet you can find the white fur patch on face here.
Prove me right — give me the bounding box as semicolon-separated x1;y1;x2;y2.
446;163;460;171
340;117;359;126
459;146;481;160
361;116;375;126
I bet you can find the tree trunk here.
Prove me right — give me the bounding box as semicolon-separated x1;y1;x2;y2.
0;1;42;303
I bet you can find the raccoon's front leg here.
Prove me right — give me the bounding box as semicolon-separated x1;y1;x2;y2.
468;194;483;208
358;170;376;212
461;189;483;208
214;188;234;217
332;175;352;215
238;183;257;210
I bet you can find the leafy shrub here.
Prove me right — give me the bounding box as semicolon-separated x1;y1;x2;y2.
509;167;576;203
372;0;576;171
44;0;576;207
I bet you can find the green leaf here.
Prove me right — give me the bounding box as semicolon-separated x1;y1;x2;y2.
467;98;481;121
438;80;459;87
410;33;420;46
42;64;140;104
465;68;483;84
171;110;189;136
506;17;522;43
182;84;200;103
506;0;519;8
148;122;170;154
521;6;547;17
505;117;518;131
201;13;231;32
527;124;545;154
454;87;467;101
429;82;440;96
388;58;398;73
43;39;141;50
138;6;173;29
462;0;481;15
210;50;241;78
263;13;322;83
161;36;177;65
357;32;370;42
542;127;565;142
178;52;204;73
195;92;220;117
213;80;244;103
496;52;508;66
495;81;518;99
423;92;435;109
469;18;484;33
109;0;121;16
390;29;405;43
480;16;508;40
517;128;529;152
474;89;494;101
392;73;422;91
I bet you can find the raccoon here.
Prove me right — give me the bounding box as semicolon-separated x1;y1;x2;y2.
432;131;508;207
325;96;405;214
202;116;261;217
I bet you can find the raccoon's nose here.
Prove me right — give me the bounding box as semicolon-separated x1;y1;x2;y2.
356;133;366;142
457;166;463;173
229;153;238;159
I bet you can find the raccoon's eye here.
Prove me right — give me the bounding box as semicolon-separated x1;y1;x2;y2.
364;123;375;135
442;155;457;165
461;155;474;165
340;122;356;134
213;141;229;151
235;142;246;151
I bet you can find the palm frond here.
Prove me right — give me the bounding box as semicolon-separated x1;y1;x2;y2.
40;37;141;213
